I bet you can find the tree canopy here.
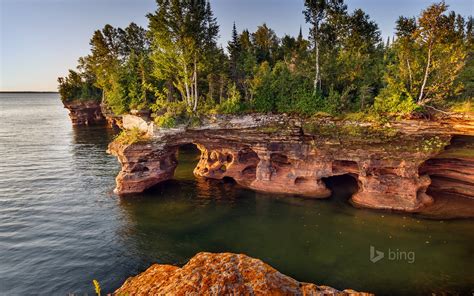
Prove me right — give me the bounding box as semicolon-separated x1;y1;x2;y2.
58;0;473;123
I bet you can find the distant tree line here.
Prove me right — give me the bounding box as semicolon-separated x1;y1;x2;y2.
58;0;473;123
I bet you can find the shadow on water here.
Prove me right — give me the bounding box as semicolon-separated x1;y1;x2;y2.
72;125;117;147
116;146;474;296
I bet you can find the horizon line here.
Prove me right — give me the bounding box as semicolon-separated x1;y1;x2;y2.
0;91;59;93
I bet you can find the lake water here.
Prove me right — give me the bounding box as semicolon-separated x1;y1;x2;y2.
0;93;473;295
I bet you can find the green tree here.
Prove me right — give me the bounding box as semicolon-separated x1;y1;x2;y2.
376;2;469;113
57;69;101;102
148;0;219;112
251;23;280;65
227;22;242;84
304;0;347;91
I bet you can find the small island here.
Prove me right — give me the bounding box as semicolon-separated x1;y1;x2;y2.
57;0;473;294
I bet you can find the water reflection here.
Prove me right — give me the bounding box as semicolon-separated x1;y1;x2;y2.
115;146;474;296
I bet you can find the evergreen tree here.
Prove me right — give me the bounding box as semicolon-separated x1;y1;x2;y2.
227;22;242;84
252;24;280;65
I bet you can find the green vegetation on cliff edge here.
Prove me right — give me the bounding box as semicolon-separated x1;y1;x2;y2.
58;1;473;122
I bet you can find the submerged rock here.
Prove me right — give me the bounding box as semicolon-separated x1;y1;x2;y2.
115;252;371;296
63;100;105;126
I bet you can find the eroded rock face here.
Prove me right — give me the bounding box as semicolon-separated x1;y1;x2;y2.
352;159;434;211
63;100;105;126
107;141;178;195
419;136;474;200
108;114;474;212
115;252;371;296
194;143;332;197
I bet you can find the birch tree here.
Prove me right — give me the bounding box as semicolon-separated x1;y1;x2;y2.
303;0;346;92
148;0;219;112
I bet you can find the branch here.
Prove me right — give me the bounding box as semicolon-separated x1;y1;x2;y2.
423;104;452;115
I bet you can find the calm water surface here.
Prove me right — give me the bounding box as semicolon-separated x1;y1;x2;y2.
0;93;473;295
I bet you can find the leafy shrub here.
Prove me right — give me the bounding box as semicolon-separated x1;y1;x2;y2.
155;113;177;128
374;86;419;116
294;88;323;115
152;100;189;128
114;127;150;145
449;99;473;113
214;83;244;114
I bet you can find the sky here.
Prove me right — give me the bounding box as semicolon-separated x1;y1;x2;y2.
1;0;472;91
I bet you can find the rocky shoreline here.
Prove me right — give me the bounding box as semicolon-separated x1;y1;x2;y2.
61;108;474;293
107;113;474;215
115;252;372;296
62;100;105;126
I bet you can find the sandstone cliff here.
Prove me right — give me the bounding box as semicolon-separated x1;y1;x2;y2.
107;114;474;214
115;252;371;296
63;100;105;126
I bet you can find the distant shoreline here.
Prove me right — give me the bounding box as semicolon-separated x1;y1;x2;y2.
0;91;58;93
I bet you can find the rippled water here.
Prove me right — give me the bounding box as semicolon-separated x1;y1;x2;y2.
0;93;473;295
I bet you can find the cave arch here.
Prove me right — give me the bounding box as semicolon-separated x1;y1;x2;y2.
170;143;261;188
321;174;360;200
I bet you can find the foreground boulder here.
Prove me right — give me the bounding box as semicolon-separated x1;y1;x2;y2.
115;252;371;296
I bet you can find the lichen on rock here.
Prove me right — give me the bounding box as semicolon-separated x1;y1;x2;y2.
115;252;372;296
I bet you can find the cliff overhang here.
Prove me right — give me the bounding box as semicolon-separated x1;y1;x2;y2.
62;100;105;126
107;114;474;214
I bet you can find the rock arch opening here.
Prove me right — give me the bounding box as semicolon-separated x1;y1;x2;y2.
321;174;360;200
155;143;261;190
222;176;237;184
173;143;201;181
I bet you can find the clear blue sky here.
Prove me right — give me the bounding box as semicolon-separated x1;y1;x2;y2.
1;0;472;91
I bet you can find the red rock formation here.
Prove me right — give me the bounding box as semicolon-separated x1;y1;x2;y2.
194;143;332;198
419;136;474;200
108;141;178;195
63;100;105;126
115;252;371;296
100;103;123;129
352;158;434;211
108;114;474;212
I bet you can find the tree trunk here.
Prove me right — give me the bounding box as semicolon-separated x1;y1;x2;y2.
184;63;191;106
219;75;224;104
406;58;413;93
193;56;198;112
208;74;214;102
313;26;320;92
166;81;173;102
418;45;432;104
314;41;320;92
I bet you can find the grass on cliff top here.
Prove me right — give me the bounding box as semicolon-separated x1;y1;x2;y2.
302;118;452;155
436;147;474;159
302;120;399;142
448;99;473;114
114;127;151;145
435;137;474;159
